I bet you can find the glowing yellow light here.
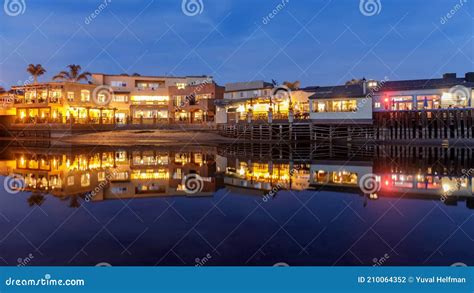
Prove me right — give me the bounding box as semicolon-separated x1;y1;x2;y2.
239;167;245;176
442;183;451;193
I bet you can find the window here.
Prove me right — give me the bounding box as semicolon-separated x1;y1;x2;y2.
81;174;91;187
368;81;378;88
80;90;90;102
49;90;61;102
111;81;127;87
416;95;440;110
98;172;106;182
67;92;74;102
113;95;128;102
374;102;381;108
130;96;169;105
390;96;413;110
176;83;187;89
313;100;357;112
67;176;74;186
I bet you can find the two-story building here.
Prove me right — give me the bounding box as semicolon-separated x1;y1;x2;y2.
168;79;224;124
90;73;213;124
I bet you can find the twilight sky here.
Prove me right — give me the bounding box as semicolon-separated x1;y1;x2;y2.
0;0;473;89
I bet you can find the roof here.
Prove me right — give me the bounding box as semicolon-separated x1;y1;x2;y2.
308;77;474;99
92;73;212;79
381;78;474;91
225;80;273;92
308;84;365;99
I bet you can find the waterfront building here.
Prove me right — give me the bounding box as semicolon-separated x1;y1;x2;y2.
168;80;224;124
8;73;220;126
371;72;474;111
91;73;214;125
215;80;312;124
11;82;102;125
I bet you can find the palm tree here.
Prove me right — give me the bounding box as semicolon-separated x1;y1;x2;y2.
27;64;46;84
53;65;91;82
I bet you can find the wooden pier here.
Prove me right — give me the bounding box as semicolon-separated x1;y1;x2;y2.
217;109;474;144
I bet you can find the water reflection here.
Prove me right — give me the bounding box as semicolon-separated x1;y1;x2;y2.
1;143;473;209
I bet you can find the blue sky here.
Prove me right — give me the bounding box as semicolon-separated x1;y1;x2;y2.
0;0;473;89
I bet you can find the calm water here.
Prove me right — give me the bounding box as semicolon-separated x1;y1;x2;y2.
0;142;473;266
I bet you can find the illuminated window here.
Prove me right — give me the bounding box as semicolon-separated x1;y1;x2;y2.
67;175;74;186
374;102;381;108
368;81;378;88
416;95;440;110
98;172;106;182
81;173;91;187
113;95;128;102
80;90;90;102
67;92;74;102
390;96;413;110
176;83;187;89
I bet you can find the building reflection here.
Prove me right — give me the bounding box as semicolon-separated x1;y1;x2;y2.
0;144;473;208
0;147;220;207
